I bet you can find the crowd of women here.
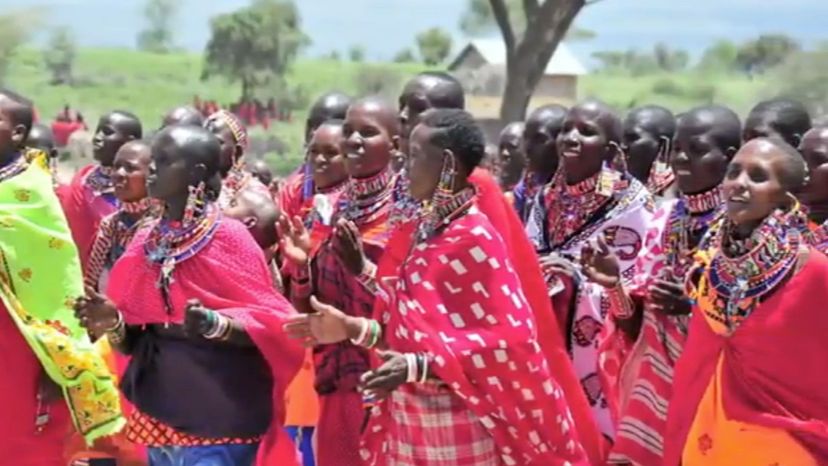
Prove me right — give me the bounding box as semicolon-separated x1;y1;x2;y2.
0;69;827;466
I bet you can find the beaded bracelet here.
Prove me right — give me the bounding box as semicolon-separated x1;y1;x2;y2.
105;311;126;344
204;312;231;340
350;317;370;345
351;318;382;348
607;281;634;319
405;353;419;383
418;353;429;383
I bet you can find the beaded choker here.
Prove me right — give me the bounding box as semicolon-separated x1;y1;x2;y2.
122;198;156;215
341;167;394;225
704;208;801;331
144;203;221;314
415;186;476;244
663;186;724;275
0;153;27;183
545;170;619;249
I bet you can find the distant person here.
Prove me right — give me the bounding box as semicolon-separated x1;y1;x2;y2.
247;159;274;187
515;104;567;223
799;126;828;253
497;121;526;193
160;105;204;129
279;91;352;224
622;105;678;197
744;98;812;147
62;110;142;268
26;123;60;184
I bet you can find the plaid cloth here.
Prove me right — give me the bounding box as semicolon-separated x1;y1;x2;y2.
126;410;261;447
379;383;498;466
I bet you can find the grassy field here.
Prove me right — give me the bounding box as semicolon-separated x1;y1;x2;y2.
6;48;772;175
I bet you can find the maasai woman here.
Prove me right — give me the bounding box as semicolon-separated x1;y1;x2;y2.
390;77;604;463
286;108;589;466
526;100;661;445
0;89;122;465
496;121;525;194
622;105;678;198
26;123;61;185
281;97;400;466
278;92;352;223
743;98;812;147
204;109;269;209
800;126;828;252
225;189;283;291
606;105;741;465
664;137;828;465
74;125;303;466
85;140;159;294
514;104;567;224
62;110;142;267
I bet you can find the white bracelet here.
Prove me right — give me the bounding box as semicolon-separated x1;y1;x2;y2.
419;354;429;383
405;353;418;383
349;317;369;345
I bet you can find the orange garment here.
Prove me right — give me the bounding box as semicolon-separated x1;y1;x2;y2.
683;356;816;466
284;350;320;427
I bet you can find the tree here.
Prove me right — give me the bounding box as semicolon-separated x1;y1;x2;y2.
697;39;739;72
0;9;39;85
43;27;77;85
349;45;366;62
393;48;417;63
736;34;800;75
460;0;600;121
770;45;828;117
202;0;308;101
137;0;177;53
416;27;453;66
460;0;596;43
653;43;688;72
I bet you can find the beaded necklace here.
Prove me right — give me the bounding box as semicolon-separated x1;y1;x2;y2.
144;203;221;314
415;186;476;244
518;171;551;221
544;170;620;249
703;208;801;331
86;165;115;197
646;162;675;195
0;153;27;183
662;186;724;275
340;167;394;225
388;168;421;228
219;168;253;208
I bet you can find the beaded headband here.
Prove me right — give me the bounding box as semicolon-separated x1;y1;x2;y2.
208;110;248;149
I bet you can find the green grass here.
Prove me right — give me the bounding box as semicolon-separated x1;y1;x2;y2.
5;47;773;175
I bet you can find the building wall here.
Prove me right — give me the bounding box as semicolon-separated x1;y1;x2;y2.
535;75;578;100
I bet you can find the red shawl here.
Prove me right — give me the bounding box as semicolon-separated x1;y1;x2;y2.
663;250;828;465
106;217;303;466
61;164;118;268
366;208;587;465
374;169;605;465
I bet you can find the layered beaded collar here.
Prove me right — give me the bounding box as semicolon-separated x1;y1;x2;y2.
414;186;476;244
121;197;157;215
646;162;675;195
0;153;27;183
145;203;222;314
341;167;394;225
702;207;802;331
544;170;623;249
85;165;115;197
663;185;725;274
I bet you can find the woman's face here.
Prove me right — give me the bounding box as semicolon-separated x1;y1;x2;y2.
112;144;151;203
308;125;348;189
406;124;443;202
671;124;730;195
205;117;241;175
556;105;612;183
622;123;660;184
342;103;395;179
147;138;189;202
722;140;789;235
799;129;828;208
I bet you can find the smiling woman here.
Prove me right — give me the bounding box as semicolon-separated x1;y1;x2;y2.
665;137;828;465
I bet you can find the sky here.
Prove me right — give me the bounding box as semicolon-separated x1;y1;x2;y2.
11;0;828;65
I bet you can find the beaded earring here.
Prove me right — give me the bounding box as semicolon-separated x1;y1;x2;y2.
433;153;456;209
654;135;672;176
183;181;206;225
597;142;624;197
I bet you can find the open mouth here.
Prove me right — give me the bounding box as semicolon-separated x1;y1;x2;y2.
561;147;581;158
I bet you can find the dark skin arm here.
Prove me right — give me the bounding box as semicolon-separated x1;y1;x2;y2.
277;215;314;314
183;300;255;347
73;286;140;355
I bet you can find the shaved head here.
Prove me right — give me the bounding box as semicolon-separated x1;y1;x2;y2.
225;188;281;250
306;92;352;142
349;96;401;136
162;106;205;129
573;99;622;144
403;72;465;110
680;105;742;156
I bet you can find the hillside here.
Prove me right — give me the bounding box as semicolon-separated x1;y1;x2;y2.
7;48;770;175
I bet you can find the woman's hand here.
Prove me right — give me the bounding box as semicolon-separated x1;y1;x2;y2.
334;218;366;276
539;252;578;280
648;270;692;316
277;215;312;266
360;350;409;400
283;296;359;346
73;286;120;337
580;235;621;288
183;299;214;337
